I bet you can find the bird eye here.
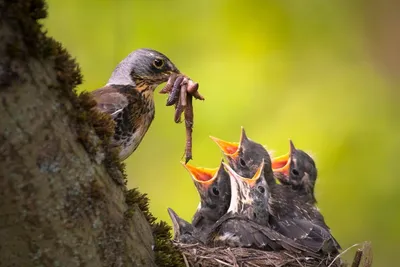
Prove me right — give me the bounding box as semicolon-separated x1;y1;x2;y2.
212;186;220;196
258;186;265;194
239;158;246;167
153;58;164;69
291;169;299;176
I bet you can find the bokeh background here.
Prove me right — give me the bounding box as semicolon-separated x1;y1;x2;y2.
45;0;400;265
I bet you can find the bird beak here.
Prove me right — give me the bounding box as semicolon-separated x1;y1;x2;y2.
222;162;250;214
209;136;239;157
239;126;249;144
167;207;181;240
272;140;297;175
167;207;191;240
224;160;265;214
181;161;219;189
169;61;181;74
242;159;265;186
209;127;248;160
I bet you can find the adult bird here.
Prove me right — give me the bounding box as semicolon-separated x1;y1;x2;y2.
90;48;180;161
182;161;231;242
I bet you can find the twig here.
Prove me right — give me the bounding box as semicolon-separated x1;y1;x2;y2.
182;253;190;267
351;249;362;267
227;248;239;267
327;243;360;267
214;258;235;266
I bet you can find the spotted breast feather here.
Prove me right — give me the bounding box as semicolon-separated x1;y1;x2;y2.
91;84;155;160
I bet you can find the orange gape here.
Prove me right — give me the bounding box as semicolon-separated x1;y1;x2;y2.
209;136;239;156
183;163;218;182
271;140;296;176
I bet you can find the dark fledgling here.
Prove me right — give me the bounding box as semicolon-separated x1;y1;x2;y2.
167;208;199;244
270;140;326;225
182;161;231;242
207;161;315;255
272;140;318;204
210;127;276;186
271;140;341;254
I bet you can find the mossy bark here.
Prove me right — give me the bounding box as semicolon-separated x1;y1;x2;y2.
0;1;162;266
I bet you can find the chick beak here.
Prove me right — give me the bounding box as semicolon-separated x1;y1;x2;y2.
272;140;297;176
181;162;219;189
167;208;182;239
209;136;239;157
222;162;249;214
289;140;297;154
239;126;250;144
271;153;290;171
167;207;193;240
223;159;264;214
241;159;265;187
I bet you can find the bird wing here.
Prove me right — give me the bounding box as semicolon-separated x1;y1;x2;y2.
272;217;339;254
90;85;134;119
192;207;221;228
206;213;318;256
92;92;128;119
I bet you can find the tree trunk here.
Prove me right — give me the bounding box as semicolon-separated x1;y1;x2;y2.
0;1;166;266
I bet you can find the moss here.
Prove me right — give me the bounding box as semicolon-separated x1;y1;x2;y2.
125;189;185;267
3;0;184;265
152;221;186;267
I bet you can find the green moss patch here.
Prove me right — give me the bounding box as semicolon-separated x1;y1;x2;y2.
125;189;185;267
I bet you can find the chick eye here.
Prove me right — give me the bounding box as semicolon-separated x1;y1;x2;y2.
291;169;299;176
153;58;164;69
212;186;220;196
239;158;246;167
258;186;265;194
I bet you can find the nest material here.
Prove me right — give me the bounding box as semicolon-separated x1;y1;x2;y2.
174;241;373;267
174;242;343;267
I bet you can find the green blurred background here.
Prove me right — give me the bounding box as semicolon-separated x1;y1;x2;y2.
45;0;400;265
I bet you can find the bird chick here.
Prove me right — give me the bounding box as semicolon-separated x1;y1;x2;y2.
210;127;276;186
167;208;199;244
207;161;311;254
181;160;231;241
272;140;318;203
271;140;341;254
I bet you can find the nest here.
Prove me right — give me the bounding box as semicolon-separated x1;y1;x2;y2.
174;241;373;267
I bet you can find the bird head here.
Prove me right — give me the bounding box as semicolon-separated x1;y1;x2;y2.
167;208;194;241
182;160;231;216
107;48;180;92
272;140;317;194
210;127;272;178
223;159;270;224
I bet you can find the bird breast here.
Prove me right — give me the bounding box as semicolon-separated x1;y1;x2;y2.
117;93;155;160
